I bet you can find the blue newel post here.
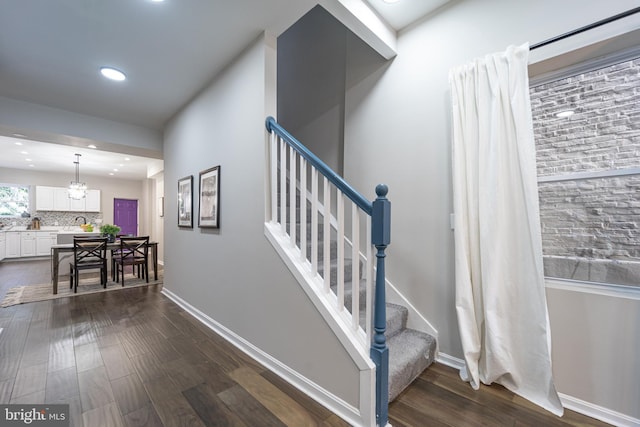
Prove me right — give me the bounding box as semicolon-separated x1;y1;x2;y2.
371;184;390;427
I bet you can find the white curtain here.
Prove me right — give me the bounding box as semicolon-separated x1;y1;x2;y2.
449;44;564;416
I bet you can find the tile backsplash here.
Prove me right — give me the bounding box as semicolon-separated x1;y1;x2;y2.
1;211;102;228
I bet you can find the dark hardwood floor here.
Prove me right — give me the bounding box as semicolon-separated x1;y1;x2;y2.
0;259;611;426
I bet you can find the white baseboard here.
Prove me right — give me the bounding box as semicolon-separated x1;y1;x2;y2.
436;352;464;370
437;352;639;427
559;394;640;427
160;287;367;427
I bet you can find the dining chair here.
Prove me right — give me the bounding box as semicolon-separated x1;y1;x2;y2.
113;236;149;286
69;236;108;293
110;234;128;281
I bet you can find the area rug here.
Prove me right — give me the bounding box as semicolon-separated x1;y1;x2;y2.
0;272;163;308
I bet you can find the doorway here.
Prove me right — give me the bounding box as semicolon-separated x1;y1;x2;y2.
114;198;138;236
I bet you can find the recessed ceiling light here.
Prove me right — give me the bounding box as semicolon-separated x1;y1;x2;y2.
25;158;32;162
20;151;28;155
124;157;130;161
382;0;401;3
12;133;26;138
109;172;114;176
14;142;23;146
555;110;574;118
100;67;126;81
88;144;97;149
113;169;119;172
29;164;35;167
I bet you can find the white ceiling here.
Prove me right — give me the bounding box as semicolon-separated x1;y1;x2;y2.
366;0;450;30
0;0;444;180
0;135;163;181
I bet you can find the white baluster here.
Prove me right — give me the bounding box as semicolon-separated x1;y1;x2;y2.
311;168;319;276
337;192;345;311
279;138;286;233
323;177;331;293
270;132;277;224
289;147;296;247
351;203;360;331
299;158;307;263
366;216;373;344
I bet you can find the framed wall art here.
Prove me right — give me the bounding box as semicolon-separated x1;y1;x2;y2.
177;175;193;227
198;165;220;228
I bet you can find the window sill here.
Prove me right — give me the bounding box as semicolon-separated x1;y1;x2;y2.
545;277;640;301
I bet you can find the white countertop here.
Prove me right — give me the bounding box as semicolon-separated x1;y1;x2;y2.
0;226;94;233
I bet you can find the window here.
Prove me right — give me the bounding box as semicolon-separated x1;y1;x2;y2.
0;184;30;218
530;56;640;287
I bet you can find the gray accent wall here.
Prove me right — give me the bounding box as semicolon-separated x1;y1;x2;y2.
162;34;360;407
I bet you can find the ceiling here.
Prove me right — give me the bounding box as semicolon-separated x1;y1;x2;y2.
0;135;163;181
366;0;450;30
0;0;445;180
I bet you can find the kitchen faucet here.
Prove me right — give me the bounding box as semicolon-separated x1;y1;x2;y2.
75;216;87;225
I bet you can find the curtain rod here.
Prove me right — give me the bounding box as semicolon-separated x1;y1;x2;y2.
530;6;640;50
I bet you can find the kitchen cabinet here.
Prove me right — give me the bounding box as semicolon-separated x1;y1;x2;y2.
0;232;5;261
53;188;71;211
69;196;85;212
36;232;58;256
85;189;101;212
6;232;21;258
20;232;36;257
35;186;101;212
35;186;55;211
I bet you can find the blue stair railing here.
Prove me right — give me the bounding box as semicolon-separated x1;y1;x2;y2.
265;116;390;426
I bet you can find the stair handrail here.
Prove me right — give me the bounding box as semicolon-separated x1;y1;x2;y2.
266;116;390;427
266;116;372;215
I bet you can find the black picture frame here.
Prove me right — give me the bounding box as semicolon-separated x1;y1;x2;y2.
177;175;193;228
198;165;220;228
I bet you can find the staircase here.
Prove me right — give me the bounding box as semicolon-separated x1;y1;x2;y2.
265;117;436;425
295;200;437;403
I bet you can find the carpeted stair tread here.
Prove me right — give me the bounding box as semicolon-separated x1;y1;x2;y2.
318;258;360;285
384;303;408;338
354;302;408;338
388;328;436;402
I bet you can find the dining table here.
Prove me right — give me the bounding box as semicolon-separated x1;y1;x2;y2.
50;240;158;294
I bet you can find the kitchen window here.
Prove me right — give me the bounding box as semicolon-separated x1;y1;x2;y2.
0;184;30;218
530;55;640;288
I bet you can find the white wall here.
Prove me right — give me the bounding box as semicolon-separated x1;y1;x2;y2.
162;34;360;407
343;0;640;420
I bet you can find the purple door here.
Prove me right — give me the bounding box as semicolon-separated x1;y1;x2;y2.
114;198;138;236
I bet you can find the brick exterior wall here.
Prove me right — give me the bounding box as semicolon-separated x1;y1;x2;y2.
530;57;640;286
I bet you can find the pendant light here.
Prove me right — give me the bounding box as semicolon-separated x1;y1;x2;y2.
68;153;87;199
